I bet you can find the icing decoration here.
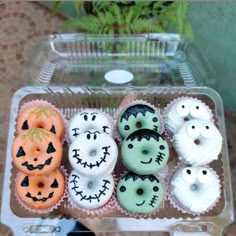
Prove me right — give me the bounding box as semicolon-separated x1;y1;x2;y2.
117;172;164;214
12;128;63;175
15;168;65;210
68;109;113;142
68;169;114;209
170;166;220;213
172;119;222;166
165;97;213;135
121;129;169;175
117;102;162;139
16;104;65;140
68;130;118;176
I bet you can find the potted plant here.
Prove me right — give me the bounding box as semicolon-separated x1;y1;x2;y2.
51;1;193;40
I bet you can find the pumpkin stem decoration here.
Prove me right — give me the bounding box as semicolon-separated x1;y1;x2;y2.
21;129;50;142
29;107;56;119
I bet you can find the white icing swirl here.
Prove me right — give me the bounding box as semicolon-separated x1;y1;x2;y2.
170;166;220;213
172;119;222;166
165;98;213;135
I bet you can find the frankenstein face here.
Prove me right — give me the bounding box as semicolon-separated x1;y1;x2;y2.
121;129;169;175
117;172;164;214
118;104;162;138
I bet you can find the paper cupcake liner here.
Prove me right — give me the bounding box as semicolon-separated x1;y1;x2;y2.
114;171;167;219
166;162;222;216
14;166;68;215
66;108;115;144
65;172;117;217
16;99;67;143
114;99;164;143
163;96;215;138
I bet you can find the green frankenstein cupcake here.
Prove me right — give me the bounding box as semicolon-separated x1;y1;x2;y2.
117;172;164;214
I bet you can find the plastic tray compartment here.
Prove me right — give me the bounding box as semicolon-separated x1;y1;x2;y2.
1;85;233;236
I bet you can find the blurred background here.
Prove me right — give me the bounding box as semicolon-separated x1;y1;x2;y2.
0;1;236;235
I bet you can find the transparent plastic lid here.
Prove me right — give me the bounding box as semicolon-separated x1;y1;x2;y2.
20;33;215;87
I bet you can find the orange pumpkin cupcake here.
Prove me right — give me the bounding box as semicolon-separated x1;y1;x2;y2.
12;128;63;175
16;101;65;140
15;168;65;211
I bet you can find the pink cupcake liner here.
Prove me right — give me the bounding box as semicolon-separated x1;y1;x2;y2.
114;171;167;219
66;108;115;144
14;166;68;215
114;99;164;143
163;96;215;138
166;162;222;216
65;172;117;217
16;99;67;143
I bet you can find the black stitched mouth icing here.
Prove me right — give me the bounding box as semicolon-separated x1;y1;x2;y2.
22;157;53;171
140;158;152;164
70;174;111;203
72;146;111;169
25;192;54;202
136;200;145;206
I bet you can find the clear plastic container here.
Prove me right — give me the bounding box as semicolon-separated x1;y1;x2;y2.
1;34;234;236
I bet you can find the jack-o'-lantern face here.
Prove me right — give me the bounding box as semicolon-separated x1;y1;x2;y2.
15;169;65;209
16;106;65;140
12;128;63;175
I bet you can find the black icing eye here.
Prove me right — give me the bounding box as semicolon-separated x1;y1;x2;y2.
152;117;158;122
153;186;159;192
47;142;56;154
192;126;195;129
182;105;185;108
84;115;88;121
202;170;207;175
124;125;130;130
94;134;97;140
186;169;191;175
50;125;56;134
92;115;96;121
16;146;26;157
50;179;59;188
21;176;29;187
87;133;91;139
206;126;209;129
196;106;199;109
120;186;126;192
128;144;133;149
159;145;165;150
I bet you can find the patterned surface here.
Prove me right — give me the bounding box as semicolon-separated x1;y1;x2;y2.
0;2;235;235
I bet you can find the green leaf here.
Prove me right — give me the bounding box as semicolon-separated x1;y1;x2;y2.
50;1;64;17
73;1;84;12
125;8;134;24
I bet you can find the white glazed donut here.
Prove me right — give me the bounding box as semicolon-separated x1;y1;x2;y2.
165;97;213;135
170;166;220;213
172;118;222;166
68;169;114;209
68;109;113;142
69;130;118;176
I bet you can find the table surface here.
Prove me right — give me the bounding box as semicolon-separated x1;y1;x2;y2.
0;2;235;236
